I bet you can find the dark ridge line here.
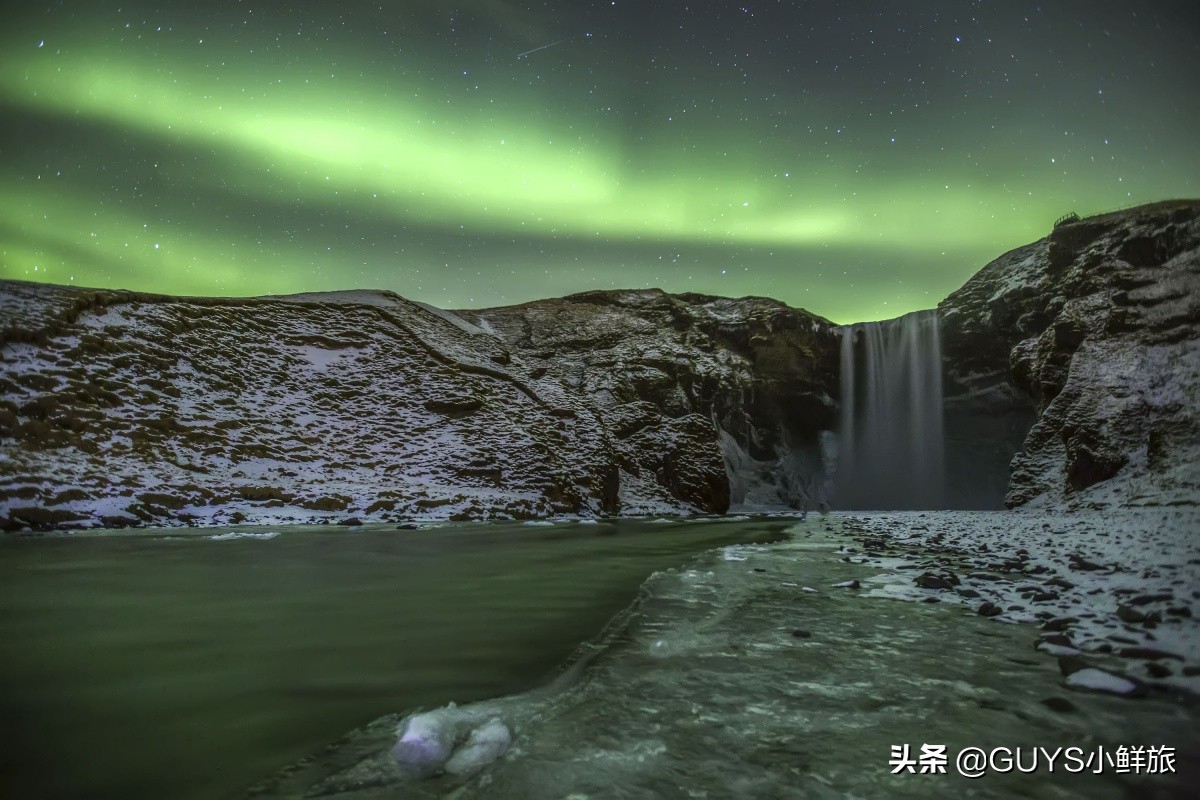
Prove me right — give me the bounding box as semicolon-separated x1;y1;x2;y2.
3;197;1195;348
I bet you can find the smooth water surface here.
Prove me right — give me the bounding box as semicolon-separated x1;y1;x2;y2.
0;518;786;799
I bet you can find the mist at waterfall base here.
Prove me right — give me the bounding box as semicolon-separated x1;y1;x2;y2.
834;310;947;510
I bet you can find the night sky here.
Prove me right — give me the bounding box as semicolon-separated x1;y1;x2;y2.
1;2;1197;322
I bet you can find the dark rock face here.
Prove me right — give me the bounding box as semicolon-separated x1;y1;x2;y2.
0;283;837;529
457;289;839;513
938;241;1044;508
0;285;621;529
941;200;1200;508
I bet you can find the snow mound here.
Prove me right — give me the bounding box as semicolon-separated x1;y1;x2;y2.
390;704;511;778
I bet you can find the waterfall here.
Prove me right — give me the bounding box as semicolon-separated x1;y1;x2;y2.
835;309;945;509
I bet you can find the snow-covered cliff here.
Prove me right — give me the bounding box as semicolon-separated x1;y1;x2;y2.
458;289;839;514
940;199;1200;508
0;284;623;529
3;200;1197;530
0;283;837;530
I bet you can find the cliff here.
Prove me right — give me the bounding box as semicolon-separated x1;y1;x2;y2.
457;290;839;512
0;283;837;530
0;284;620;529
940;199;1200;508
2;200;1197;530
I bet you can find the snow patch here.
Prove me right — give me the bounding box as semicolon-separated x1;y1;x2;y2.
1066;668;1138;696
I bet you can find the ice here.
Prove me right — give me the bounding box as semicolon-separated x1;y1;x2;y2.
390;704;511;778
390;716;454;777
721;546;747;561
443;718;512;777
1037;642;1083;657
207;531;280;541
245;515;1200;799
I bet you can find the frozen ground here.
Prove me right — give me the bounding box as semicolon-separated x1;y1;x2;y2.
247;512;1199;799
840;508;1200;695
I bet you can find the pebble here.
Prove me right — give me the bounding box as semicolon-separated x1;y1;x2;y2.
1116;604;1148;623
1146;662;1172;679
977;601;1003;617
1118;646;1182;661
1042;616;1078;632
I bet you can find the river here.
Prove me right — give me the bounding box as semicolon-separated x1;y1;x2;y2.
0;517;786;799
2;516;1195;799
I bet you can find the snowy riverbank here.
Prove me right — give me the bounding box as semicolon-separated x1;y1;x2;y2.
838;509;1200;696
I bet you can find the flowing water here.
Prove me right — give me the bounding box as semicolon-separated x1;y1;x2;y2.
836;310;946;509
252;520;1198;800
0;518;787;800
2;517;1195;799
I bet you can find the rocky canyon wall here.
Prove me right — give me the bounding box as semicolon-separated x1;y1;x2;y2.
940;199;1200;508
0;283;839;530
457;290;840;514
2;200;1196;530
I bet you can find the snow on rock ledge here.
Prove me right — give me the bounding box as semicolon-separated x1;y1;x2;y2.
0;283;838;529
940;199;1200;509
0;284;619;529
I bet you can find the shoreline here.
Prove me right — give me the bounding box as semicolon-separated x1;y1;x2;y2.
0;509;806;537
12;505;1199;701
247;514;1199;798
836;509;1200;697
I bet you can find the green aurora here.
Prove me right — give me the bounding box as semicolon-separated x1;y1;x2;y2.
2;1;1198;322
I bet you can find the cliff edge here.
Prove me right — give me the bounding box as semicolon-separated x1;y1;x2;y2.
941;199;1200;508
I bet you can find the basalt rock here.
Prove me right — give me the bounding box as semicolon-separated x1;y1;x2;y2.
940;199;1200;509
1;283;837;529
457;289;839;513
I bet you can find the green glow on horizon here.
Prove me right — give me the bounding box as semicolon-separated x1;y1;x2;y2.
1;7;1196;323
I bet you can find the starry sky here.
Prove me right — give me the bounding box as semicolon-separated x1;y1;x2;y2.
1;1;1197;322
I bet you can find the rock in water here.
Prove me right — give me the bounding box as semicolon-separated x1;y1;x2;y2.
977;601;1003;617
